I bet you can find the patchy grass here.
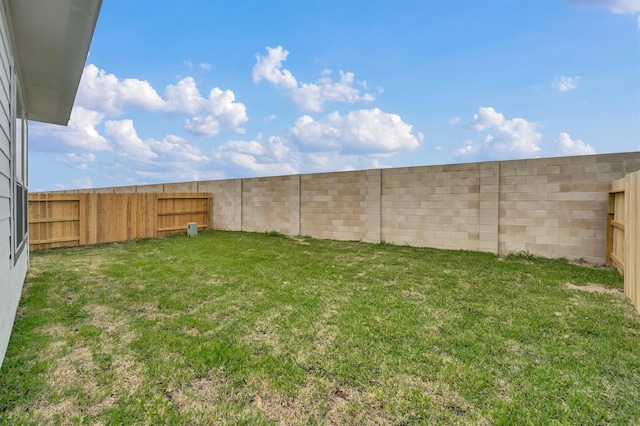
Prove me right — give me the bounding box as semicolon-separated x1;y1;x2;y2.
1;231;639;425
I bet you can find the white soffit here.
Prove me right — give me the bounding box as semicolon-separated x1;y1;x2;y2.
6;0;102;125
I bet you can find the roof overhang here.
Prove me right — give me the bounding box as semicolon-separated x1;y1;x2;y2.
4;0;102;125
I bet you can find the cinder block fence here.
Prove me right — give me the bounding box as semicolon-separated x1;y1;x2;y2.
49;152;640;265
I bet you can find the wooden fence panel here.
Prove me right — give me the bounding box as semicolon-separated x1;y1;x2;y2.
29;193;81;250
625;172;639;312
157;194;210;236
607;170;640;313
29;192;212;251
607;180;626;272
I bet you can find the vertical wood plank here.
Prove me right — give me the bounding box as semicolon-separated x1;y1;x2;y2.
626;172;639;313
78;193;87;246
605;193;614;266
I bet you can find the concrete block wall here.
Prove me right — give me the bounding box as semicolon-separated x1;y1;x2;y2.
241;175;300;235
496;153;640;263
381;163;482;250
198;179;242;231
300;171;369;241
49;152;640;264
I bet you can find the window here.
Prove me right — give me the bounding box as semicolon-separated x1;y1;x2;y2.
13;86;27;262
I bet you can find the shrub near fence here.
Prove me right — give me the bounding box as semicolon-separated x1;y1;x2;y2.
607;169;640;313
28;192;212;251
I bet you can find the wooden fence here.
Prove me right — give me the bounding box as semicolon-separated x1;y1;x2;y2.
606;170;640;313
28;192;212;251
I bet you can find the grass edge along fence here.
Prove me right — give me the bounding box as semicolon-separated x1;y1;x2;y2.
607;169;640;313
28;192;212;251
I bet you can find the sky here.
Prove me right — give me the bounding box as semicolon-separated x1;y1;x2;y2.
28;0;640;191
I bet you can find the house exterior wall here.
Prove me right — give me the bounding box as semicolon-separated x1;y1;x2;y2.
0;1;29;368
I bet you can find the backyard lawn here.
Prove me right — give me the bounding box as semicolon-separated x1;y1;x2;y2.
1;231;639;424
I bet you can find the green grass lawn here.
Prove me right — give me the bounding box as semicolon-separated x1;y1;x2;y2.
1;231;639;425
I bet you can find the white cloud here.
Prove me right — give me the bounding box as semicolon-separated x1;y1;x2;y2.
455;140;478;158
203;88;248;129
292;70;376;112
77;64;166;115
73;177;94;189
104;119;210;168
214;136;298;176
553;132;596;156
55;152;96;170
289;108;420;156
552;76;580;92
223;152;297;175
252;46;376;112
456;107;542;160
303;152;390;173
63;107;112;151
163;77;202;114
104;120;158;161
185;61;212;70
76;64;248;136
218;140;267;156
147;134;211;164
252;46;298;90
30;106;111;152
568;0;640;13
269;136;291;162
449;116;461;125
183;116;221;137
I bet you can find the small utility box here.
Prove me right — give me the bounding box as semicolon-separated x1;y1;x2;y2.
187;222;198;237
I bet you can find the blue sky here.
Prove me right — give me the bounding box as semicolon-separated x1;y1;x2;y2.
29;0;640;191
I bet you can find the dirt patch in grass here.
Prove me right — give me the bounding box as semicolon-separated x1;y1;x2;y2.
252;376;392;425
51;346;98;392
291;236;311;245
399;375;487;423
25;344;100;421
243;311;284;355
86;304;127;334
171;370;230;411
32;400;78;424
566;283;625;296
127;302;180;321
165;369;239;424
36;304;146;420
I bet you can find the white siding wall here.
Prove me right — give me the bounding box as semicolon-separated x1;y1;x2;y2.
0;1;28;368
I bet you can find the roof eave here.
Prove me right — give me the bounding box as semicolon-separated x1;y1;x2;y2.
5;0;102;125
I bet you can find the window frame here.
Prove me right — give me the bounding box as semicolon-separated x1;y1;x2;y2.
12;74;27;264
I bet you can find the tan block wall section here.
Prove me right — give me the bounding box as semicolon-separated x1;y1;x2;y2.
300;171;368;241
381;163;481;250
198;179;242;230
38;151;640;264
164;181;198;193
497;153;640;263
365;169;382;243
479;162;500;253
241;175;300;235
